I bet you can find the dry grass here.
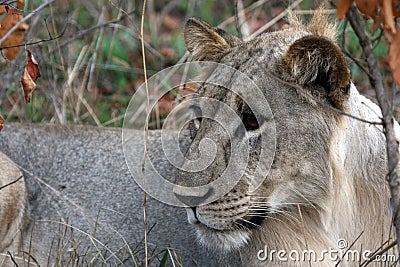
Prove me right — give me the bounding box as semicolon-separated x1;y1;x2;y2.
1;0;396;266
0;0;331;127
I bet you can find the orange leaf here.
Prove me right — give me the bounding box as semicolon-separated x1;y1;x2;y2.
21;51;40;103
17;0;24;8
0;7;29;60
0;115;3;132
393;0;400;17
21;67;36;103
26;50;40;80
5;5;22;15
389;31;400;84
0;5;6;14
355;0;379;18
382;0;396;35
337;0;354;20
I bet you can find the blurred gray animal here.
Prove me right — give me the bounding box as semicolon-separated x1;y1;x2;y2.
0;123;236;266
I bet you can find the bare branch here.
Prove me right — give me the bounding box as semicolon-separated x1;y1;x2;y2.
245;0;303;41
0;20;67;50
271;72;383;126
340;19;372;78
51;10;136;52
346;4;400;253
0;0;56;45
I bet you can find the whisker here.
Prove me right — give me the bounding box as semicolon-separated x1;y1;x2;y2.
246;214;285;224
238;218;265;231
260;208;300;225
288;188;318;211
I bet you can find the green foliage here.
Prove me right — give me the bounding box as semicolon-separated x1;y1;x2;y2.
0;0;386;127
337;18;390;93
158;250;168;267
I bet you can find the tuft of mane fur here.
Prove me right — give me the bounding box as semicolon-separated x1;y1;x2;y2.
287;7;337;41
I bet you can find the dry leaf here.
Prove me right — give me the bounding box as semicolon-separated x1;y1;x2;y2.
17;0;24;8
0;5;6;14
389;31;400;84
0;6;29;60
382;0;396;35
392;0;400;17
26;50;40;80
0;115;3;132
21;50;40;103
355;0;379;18
21;67;36;103
337;0;354;20
5;5;22;15
0;0;24;13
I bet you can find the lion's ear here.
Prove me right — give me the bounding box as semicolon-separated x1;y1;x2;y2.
282;35;351;109
184;17;241;61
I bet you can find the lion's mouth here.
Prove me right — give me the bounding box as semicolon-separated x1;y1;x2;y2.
185;205;266;251
186;201;268;230
182;190;273;252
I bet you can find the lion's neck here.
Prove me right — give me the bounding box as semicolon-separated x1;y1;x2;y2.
328;87;391;247
237;87;394;266
239;212;338;266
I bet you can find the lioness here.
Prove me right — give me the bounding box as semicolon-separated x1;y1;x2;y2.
0;151;26;259
175;10;398;266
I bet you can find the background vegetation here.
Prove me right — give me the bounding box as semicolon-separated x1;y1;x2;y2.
1;0;400;265
1;0;394;128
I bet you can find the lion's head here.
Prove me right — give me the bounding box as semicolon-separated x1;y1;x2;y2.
174;9;394;265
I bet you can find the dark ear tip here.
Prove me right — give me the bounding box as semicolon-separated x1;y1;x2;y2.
185;17;203;27
186;17;196;25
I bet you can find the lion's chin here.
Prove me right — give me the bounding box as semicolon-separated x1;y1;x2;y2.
195;225;251;252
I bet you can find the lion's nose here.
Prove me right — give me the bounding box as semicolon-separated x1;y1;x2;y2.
173;185;214;206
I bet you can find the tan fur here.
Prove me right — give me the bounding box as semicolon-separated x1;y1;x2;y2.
180;9;397;267
288;7;337;41
0;151;26;262
184;17;240;61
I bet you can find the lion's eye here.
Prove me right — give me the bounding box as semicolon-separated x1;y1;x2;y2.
242;113;259;131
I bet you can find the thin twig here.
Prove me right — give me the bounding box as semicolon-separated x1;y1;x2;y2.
335;231;364;266
0;11;68;51
6;251;18;266
14;162;136;262
218;0;269;28
47;10;164;61
48;10;135;53
346;4;400;255
236;0;250;38
245;0;303;41
140;1;149;266
271;73;383;125
0;0;56;45
340;19;372;78
0;19;67;50
360;240;398;266
0;175;23;190
291;9;336;14
87;7;106;92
